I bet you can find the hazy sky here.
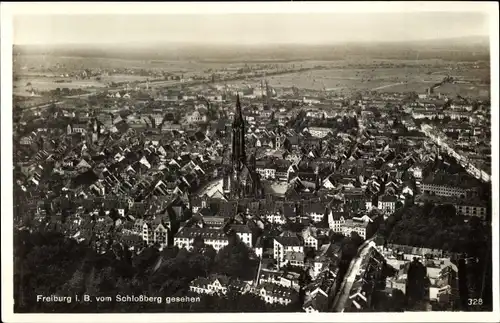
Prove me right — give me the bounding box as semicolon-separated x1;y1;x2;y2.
14;12;490;45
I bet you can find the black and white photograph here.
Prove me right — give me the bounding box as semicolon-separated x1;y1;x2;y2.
1;2;499;322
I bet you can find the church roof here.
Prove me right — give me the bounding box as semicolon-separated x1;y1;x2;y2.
239;165;253;181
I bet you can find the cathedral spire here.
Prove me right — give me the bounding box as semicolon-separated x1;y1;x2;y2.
225;95;262;199
233;94;244;126
231;94;246;173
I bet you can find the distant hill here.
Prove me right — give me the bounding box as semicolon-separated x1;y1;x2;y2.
13;36;490;62
391;35;490;50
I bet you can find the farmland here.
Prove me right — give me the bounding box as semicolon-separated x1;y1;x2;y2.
223;64;490;97
14;54;202;72
13;77;105;96
14;54;292;75
13;50;490;99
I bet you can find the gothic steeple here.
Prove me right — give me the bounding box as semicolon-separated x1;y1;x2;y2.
224;95;262;199
233;94;244;126
232;94;246;170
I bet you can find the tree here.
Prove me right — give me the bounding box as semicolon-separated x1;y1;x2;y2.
214;240;252;279
405;91;419;102
160;246;179;260
368;107;381;118
220;289;269;312
350;231;364;248
48;103;57;115
109;208;120;221
192;236;205;252
203;245;217;262
422;202;434;216
352;92;362;101
14;231;88;312
132;246;159;274
430;204;456;222
62;267;86;295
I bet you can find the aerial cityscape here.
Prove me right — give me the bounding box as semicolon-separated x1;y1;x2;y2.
9;9;494;314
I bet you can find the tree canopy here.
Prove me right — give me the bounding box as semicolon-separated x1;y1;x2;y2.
388;204;489;254
213;239;256;280
14;230;291;313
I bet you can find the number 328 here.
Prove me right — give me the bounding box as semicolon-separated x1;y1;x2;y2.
468;298;483;305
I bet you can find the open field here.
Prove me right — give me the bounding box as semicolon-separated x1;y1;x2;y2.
13;73;162;96
430;83;490;98
97;75;157;83
224;65;490;97
13;77;105;95
13;54;490;98
14;54;335;69
376;82;434;93
223;67;439;91
376;81;490;97
14;54;285;74
14;55;193;71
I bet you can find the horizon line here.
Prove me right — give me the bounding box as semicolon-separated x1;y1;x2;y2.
12;34;490;47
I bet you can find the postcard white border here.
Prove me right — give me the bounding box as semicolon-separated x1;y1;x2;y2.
2;2;499;322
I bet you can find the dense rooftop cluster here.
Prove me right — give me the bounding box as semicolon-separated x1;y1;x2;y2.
13;68;491;313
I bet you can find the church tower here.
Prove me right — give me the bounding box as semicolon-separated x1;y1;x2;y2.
265;80;272;107
232;94;246;173
92;118;100;144
222;95;262;199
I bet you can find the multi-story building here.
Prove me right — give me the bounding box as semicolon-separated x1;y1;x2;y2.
275;163;290;182
415;194;488;220
150;113;165;127
67;123;87;134
344;247;386;312
420;182;471;198
187;110;208;124
264;210;286;225
409;164;423;181
273;233;304;267
306;127;333;138
303;203;326;223
340;219;370;239
189;277;213;295
378;194;397;214
411;108;437;120
328;211;377;239
421;172;479;198
189;275;251;296
258;270;301;292
141;221;153;244
174;227;229;251
256;282;298;306
455;203;487;219
303;275;336;313
153;223;169;247
131;219;169;247
284;251;305;267
255;161;277;180
229;224;253;248
327;211;349;233
304;234;320;250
